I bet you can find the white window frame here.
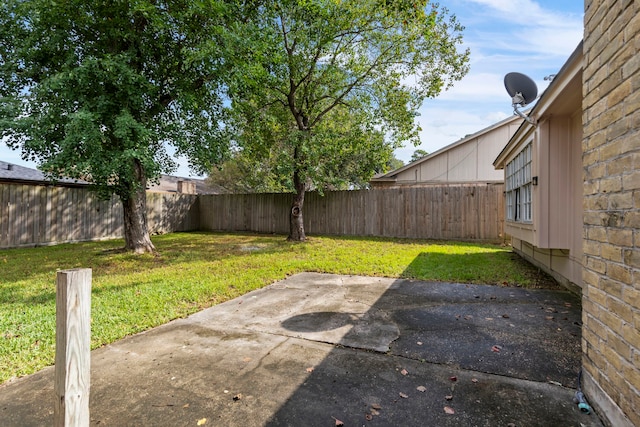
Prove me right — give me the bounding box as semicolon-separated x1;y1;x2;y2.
505;143;532;223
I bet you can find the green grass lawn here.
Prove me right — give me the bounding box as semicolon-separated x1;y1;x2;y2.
0;232;556;384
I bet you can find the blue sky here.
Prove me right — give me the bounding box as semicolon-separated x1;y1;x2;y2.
398;0;584;163
1;0;584;176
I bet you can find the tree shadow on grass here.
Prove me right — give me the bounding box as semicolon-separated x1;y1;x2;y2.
0;280;151;306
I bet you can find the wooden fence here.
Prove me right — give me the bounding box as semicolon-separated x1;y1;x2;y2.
200;183;505;241
0;183;199;249
0;182;504;249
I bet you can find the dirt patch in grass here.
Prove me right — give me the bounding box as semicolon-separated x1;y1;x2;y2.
506;252;561;290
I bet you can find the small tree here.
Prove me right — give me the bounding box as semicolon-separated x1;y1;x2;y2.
387;154;406;172
0;0;229;253
227;0;469;241
411;149;430;162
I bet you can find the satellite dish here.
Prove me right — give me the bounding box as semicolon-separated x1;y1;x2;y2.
504;72;538;124
504;72;538;106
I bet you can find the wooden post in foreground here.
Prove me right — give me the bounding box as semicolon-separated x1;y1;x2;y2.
54;268;91;427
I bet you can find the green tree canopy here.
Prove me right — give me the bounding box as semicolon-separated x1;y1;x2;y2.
226;0;470;240
0;0;229;252
209;120;397;193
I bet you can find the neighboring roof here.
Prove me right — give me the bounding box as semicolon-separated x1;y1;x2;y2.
373;114;523;180
0;160;221;194
148;175;223;195
493;41;583;169
0;160;89;186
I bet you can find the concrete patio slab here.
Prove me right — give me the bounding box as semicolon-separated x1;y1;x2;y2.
0;273;602;426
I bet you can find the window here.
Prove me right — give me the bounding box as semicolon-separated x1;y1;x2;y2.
505;143;532;222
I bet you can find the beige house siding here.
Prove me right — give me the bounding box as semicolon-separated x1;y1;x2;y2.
536;113;584;251
371;115;521;187
582;1;639;426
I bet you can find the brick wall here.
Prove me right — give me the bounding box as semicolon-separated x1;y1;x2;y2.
582;1;639;426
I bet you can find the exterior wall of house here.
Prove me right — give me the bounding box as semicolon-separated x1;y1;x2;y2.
582;1;639;426
408;152;449;183
501;88;584;291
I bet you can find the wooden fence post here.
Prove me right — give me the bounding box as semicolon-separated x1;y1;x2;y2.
54;268;92;427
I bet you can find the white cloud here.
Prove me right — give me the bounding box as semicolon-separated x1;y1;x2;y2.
435;72;508;102
462;0;583;58
467;0;543;16
523;27;583;57
2;1;584;176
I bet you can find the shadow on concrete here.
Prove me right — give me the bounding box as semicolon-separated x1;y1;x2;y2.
281;312;360;333
268;274;592;426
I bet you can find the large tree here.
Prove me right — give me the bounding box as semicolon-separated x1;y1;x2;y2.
0;0;229;253
227;0;470;241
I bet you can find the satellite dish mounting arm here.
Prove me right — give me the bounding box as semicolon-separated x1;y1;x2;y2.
512;93;536;125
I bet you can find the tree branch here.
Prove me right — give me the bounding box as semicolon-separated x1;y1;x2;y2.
310;42;396;128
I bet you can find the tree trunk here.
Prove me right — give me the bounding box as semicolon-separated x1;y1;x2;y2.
121;160;156;254
288;167;306;242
